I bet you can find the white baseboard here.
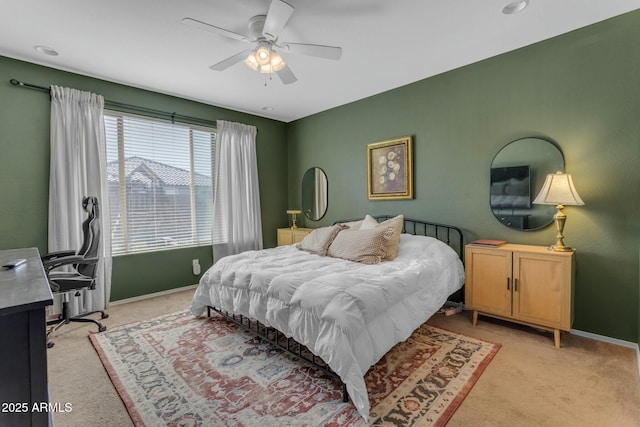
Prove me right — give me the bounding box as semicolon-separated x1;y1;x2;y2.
109;284;198;307
571;328;640;383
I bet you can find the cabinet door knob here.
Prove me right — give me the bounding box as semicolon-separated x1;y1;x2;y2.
507;277;510;290
514;278;519;292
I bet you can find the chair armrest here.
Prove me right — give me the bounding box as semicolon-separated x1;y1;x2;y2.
74;257;99;265
42;256;98;272
41;250;76;262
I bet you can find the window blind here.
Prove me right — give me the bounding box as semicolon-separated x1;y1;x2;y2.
104;111;215;255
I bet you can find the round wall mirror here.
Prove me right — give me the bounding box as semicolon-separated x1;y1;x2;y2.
302;167;328;221
490;137;564;231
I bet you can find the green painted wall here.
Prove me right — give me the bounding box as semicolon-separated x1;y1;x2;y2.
287;11;640;342
1;11;638;342
0;56;288;301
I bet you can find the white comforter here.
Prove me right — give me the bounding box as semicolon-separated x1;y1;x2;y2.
190;233;464;422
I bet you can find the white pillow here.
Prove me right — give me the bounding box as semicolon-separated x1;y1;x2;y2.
327;226;393;264
359;214;404;260
296;224;345;256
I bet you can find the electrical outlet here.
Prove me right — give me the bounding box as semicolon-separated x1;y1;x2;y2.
192;259;201;275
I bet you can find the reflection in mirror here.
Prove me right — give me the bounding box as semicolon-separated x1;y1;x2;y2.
490;137;564;231
302;167;328;221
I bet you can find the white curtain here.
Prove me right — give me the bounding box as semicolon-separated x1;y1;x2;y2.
49;85;111;314
212;120;263;261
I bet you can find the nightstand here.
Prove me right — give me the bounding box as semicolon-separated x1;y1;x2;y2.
465;243;575;348
277;228;312;246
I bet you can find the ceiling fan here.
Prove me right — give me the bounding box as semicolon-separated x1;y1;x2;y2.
182;0;342;84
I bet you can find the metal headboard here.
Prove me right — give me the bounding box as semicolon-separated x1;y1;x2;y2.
334;215;464;264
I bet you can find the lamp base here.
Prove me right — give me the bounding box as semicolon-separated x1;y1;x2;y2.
548;244;574;252
548;205;574;252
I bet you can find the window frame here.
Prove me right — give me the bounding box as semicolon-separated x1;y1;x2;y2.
104;110;216;256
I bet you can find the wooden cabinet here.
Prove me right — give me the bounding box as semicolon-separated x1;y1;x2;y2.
465;243;575;348
277;227;312;246
1;248;53;427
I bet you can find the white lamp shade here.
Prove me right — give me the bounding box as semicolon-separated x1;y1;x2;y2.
244;52;259;71
532;172;584;206
255;45;271;65
269;51;286;72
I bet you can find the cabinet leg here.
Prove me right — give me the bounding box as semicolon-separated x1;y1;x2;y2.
554;329;561;348
472;310;478;326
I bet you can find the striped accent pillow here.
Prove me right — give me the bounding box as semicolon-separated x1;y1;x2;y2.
297;224;346;256
338;219;364;230
327;226;393;264
360;214;404;261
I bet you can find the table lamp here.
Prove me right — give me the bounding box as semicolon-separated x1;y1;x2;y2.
532;171;584;251
286;209;302;229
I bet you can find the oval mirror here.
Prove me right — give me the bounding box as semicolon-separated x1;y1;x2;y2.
490;137;564;231
302;167;328;221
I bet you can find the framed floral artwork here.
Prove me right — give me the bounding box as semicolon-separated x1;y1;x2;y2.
367;136;413;200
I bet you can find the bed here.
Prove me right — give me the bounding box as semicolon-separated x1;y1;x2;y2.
190;215;464;422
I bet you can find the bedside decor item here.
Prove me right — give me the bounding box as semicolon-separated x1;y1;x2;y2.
490;137;565;231
532;172;584;252
470;239;507;247
286;209;302;229
367;136;413;200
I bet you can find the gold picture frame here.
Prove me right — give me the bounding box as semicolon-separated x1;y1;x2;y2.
367;136;413;200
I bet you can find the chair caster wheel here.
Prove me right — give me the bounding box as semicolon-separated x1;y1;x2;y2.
98;325;107;332
101;313;109;319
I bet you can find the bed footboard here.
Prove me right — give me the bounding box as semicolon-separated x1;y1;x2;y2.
207;306;349;403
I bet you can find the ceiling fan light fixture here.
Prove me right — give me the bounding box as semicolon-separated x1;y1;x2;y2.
244;52;260;71
255;45;271;66
244;47;285;74
269;51;286;72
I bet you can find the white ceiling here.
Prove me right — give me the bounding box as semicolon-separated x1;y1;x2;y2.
1;0;639;123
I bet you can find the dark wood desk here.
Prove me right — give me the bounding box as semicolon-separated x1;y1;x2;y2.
0;248;53;427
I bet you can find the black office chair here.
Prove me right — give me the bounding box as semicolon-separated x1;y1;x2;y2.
42;196;108;348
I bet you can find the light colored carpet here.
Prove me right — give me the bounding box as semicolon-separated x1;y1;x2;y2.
47;289;640;426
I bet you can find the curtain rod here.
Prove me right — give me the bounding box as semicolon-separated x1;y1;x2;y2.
9;78;218;128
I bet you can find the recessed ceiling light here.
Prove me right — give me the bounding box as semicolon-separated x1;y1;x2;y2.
262;106;274;111
34;45;59;56
502;0;529;14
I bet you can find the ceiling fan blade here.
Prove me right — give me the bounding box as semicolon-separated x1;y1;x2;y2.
263;0;294;41
210;49;253;71
182;17;248;42
280;42;342;60
277;65;297;85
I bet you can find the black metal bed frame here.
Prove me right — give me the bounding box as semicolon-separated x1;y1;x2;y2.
208;305;349;401
206;216;464;405
337;215;464;263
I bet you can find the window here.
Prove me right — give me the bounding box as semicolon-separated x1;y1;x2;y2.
104;111;215;255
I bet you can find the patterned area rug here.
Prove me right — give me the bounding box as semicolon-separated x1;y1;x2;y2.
90;310;499;426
